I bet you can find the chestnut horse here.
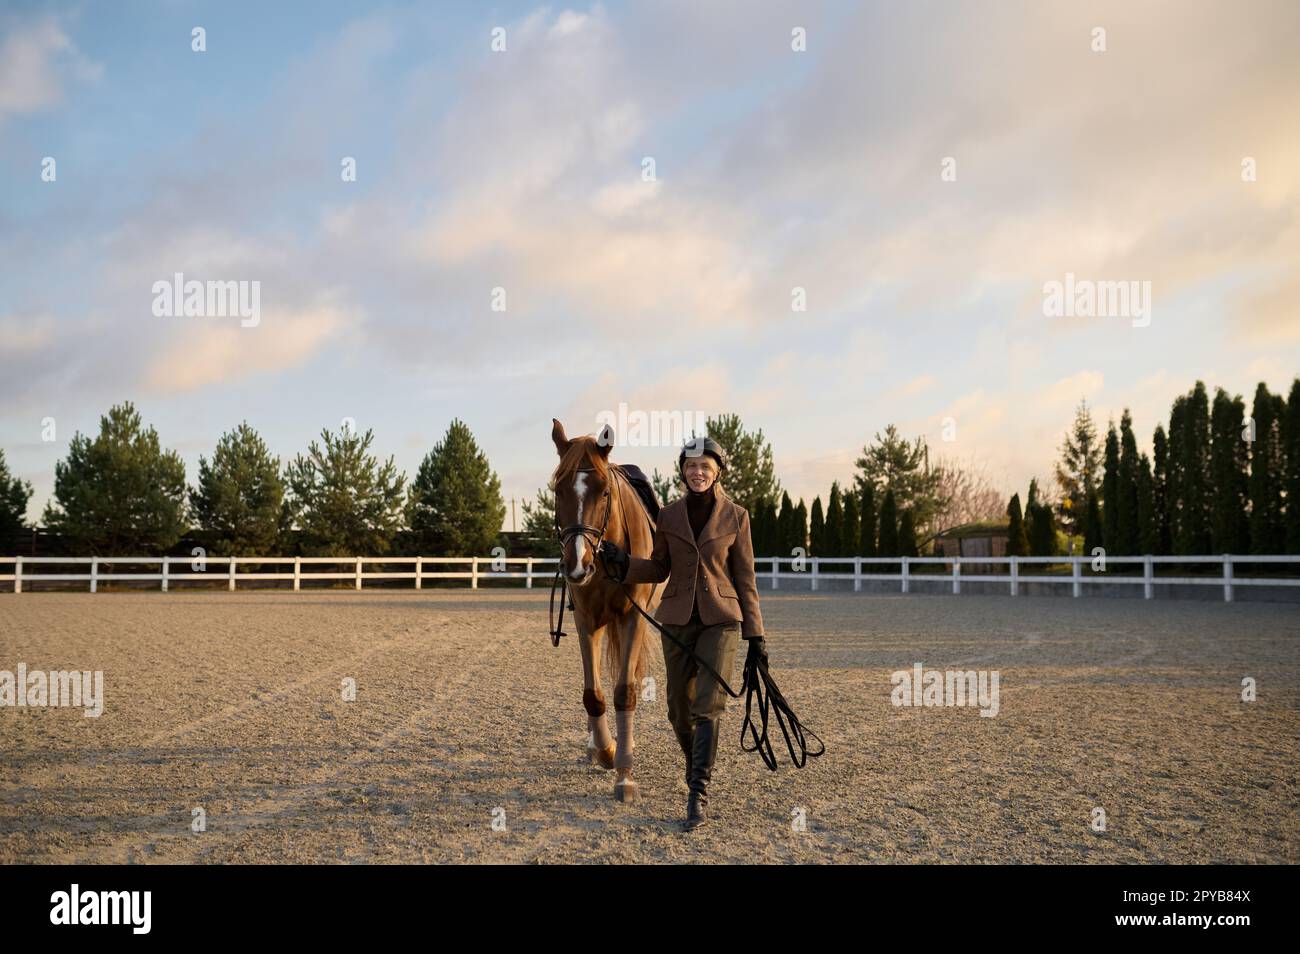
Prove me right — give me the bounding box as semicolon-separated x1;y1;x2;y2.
550;419;658;802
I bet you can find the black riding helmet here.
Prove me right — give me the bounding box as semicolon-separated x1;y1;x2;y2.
678;436;728;484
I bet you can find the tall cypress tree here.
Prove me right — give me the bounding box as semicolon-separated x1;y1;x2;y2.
898;509;919;558
878;489;899;558
1083;491;1103;556
1285;379;1300;554
1006;493;1029;557
825;482;844;557
1166;397;1187;550
1136;453;1156;555
1176;382;1213;554
1152;425;1172;555
1248;383;1286;554
1102;421;1120;553
859;483;877;558
1116;410;1140;555
776;490;795;556
843;491;860;558
810;496;825;556
794;499;808;553
1210;388;1250;554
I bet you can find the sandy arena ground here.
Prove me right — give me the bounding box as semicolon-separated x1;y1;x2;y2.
1;590;1296;864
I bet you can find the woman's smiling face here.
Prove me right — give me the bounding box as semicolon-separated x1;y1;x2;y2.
683;455;719;492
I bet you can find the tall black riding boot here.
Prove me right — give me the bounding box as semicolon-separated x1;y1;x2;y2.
684;718;719;831
675;727;693;787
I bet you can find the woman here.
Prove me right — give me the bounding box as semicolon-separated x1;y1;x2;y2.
600;437;768;831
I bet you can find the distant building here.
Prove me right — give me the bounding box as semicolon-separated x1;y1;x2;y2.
930;521;1010;574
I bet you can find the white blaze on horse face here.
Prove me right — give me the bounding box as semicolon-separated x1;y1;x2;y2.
569;471;589;580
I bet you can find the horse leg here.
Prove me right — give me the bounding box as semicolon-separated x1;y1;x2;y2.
579;624;615;769
612;611;642;803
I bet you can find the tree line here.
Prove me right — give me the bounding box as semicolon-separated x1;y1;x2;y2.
0;402;507;557
5;377;1296;560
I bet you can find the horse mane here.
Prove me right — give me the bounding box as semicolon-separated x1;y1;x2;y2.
549;436;610;490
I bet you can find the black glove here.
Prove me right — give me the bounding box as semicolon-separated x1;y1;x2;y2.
597;541;629;581
745;636;769;668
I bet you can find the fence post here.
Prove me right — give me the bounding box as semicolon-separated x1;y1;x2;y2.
91;557;98;594
811;557;818;592
294;556;301;592
951;557;959;595
1010;556;1018;597
854;556;862;592
14;556;22;594
471;557;479;589
229;558;236;592
902;556;910;594
162;556;170;593
1143;555;1153;599
355;557;362;591
417;556;425;590
1072;558;1081;598
771;557;779;590
1223;554;1233;603
524;557;532;589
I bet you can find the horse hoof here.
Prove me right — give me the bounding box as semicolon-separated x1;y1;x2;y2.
614;779;639;803
588;745;616;769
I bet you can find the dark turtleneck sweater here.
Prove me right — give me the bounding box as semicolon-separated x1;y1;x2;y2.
685;482;718;622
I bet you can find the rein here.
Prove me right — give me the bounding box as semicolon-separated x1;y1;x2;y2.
549;465;824;771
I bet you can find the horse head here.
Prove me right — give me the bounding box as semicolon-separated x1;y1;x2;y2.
551;418;618;586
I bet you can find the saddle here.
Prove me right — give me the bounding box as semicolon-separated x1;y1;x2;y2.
613;463;660;522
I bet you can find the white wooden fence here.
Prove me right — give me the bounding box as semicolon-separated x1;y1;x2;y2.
1;554;1298;602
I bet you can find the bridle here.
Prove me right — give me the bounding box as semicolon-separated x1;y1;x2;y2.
549;466;614;647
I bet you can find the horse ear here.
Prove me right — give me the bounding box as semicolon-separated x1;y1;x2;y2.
595;423;615;456
552;418;571;455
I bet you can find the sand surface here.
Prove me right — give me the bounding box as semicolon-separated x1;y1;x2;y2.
1;590;1296;863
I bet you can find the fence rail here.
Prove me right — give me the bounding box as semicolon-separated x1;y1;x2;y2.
1;554;1299;602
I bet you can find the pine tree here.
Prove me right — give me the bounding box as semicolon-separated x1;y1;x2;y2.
0;449;33;545
793;499;809;553
859;483;877;558
878;489;899;558
408;419;506;557
519;488;558;556
825;482;844;556
810;496;825;556
1248;383;1286;554
1054;399;1104;536
190;422;284;555
854;425;947;541
1102;421;1120;553
1006;493;1029;557
1210;388;1250;554
286;425;408;555
43;402;188;555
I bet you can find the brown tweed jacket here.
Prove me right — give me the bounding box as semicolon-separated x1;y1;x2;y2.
624;493;765;638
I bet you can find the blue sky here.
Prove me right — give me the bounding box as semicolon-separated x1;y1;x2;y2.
2;0;1298;526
